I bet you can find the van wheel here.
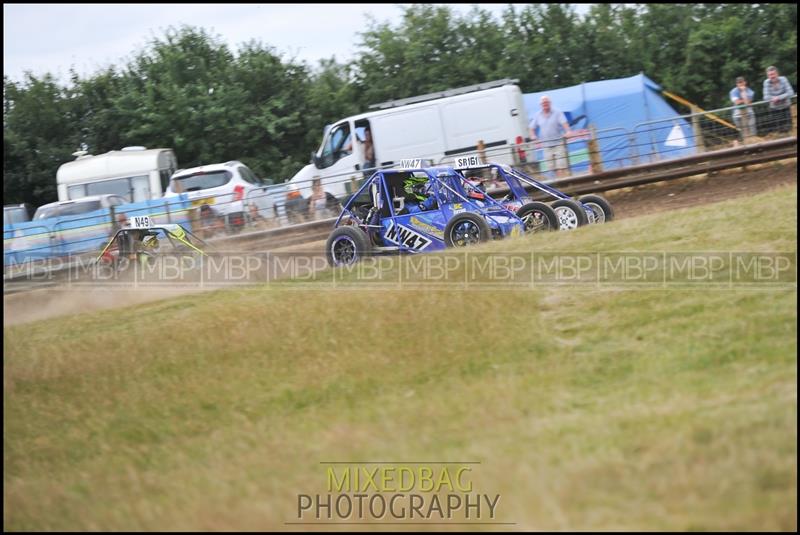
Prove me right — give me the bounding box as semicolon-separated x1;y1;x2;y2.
516;202;559;233
551;199;588;230
326;226;372;267
579;194;615;223
444;213;491;247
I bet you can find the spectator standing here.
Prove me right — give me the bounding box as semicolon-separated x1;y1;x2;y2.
762;66;795;135
308;178;328;220
247;203;271;230
528;96;572;177
730;76;756;141
198;203;224;239
362;127;375;169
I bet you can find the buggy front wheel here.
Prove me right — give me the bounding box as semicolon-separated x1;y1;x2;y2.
326;226;372;267
444;213;491;247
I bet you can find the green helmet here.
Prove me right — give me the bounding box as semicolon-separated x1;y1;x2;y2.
403;175;429;201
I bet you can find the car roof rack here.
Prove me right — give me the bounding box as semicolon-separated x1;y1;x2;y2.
368;78;519;110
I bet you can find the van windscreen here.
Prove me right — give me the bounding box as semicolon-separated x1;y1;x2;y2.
172;171;231;192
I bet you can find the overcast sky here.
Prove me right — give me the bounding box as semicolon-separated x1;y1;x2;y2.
4;3;589;84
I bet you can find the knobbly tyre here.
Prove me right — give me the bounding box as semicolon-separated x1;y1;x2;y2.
454;159;615;231
94;215;209;277
325;161;527;267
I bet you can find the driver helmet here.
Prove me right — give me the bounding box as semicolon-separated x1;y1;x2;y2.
403;175;430;202
142;233;159;250
465;177;486;200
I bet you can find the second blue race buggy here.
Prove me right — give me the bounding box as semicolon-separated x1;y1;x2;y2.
454;161;615;230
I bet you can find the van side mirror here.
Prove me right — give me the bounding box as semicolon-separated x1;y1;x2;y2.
311;151;321;168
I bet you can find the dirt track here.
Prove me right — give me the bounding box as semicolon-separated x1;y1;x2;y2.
607;159;797;219
4;160;796;327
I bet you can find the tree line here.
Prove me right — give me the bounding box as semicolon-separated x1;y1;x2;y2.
4;3;796;207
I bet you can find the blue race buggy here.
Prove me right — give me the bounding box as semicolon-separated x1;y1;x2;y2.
325;165;527;266
454;162;615;230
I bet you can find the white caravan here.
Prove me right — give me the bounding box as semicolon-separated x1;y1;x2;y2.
285;79;529;207
57;147;178;203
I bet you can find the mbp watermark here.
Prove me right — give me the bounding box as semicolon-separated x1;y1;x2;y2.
4;251;796;292
290;462;509;526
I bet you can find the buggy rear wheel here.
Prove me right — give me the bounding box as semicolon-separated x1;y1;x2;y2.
516;202;559;233
326;226;372;267
444;212;491;247
579;194;615;223
551;199;589;230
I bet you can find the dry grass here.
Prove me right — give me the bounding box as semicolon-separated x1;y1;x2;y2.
4;185;797;531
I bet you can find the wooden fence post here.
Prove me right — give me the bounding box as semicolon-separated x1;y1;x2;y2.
560;135;571;176
587;125;603;174
691;105;706;153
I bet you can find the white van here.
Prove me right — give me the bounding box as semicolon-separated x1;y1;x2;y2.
284;79;529;213
57;147;178;203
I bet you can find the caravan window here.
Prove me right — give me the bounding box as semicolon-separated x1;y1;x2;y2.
319;123;352;169
68;175;151;202
86;175;150;202
130;175;150;201
67;184;88;200
86;177;131;199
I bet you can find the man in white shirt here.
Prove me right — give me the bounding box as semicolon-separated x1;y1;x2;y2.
762;66;795;135
529;96;572;177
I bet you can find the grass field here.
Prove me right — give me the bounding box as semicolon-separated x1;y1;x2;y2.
4;185;797;531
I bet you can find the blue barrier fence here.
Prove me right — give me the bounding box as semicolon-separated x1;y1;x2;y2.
4;195;193;267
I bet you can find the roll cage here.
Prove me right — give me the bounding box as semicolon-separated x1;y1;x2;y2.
95;224;209;263
453;162;577;204
334;166;520;231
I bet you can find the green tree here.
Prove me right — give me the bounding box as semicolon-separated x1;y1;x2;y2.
581;4;642;81
3;74;81;206
228;40;313;180
114;26;239;166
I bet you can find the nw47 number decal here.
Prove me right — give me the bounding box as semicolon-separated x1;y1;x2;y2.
399;158;423;169
384;221;432;250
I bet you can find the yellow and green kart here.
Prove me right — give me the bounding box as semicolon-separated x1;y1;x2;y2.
96;218;209;273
